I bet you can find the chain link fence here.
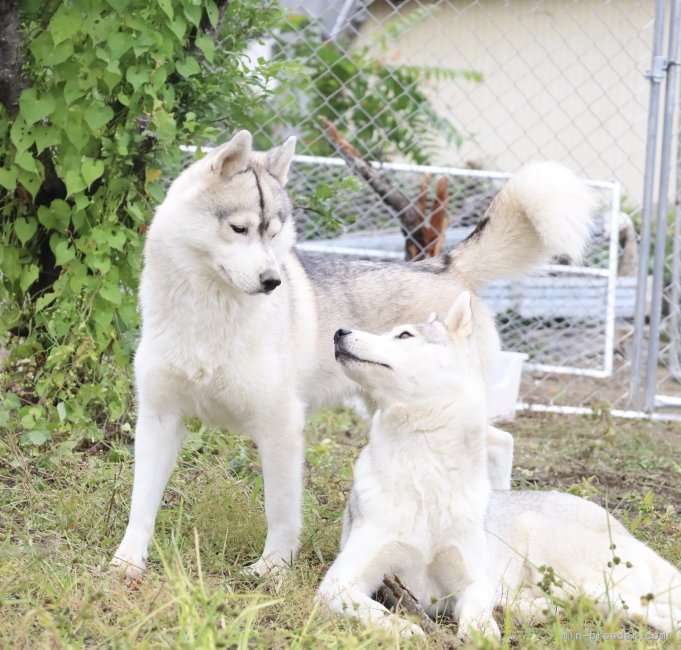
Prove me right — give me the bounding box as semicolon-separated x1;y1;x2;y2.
247;0;681;420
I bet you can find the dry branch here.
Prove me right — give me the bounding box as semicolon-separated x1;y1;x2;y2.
320;116;431;260
381;574;439;634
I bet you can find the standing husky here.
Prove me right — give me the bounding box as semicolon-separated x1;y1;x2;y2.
317;296;681;638
110;130;594;579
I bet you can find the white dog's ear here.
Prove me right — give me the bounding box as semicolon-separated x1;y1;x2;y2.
445;291;473;339
426;312;438;324
266;135;296;184
208;130;252;179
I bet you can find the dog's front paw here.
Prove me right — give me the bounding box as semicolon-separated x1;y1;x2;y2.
244;553;292;578
457;615;501;641
379;614;426;637
110;530;149;581
109;554;146;582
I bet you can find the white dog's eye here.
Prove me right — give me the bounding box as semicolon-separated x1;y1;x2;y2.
396;331;414;339
231;225;248;235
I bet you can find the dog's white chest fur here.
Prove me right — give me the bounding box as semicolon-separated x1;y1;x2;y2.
135;269;299;431
347;404;491;611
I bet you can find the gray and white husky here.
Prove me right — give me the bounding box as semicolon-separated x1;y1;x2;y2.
110;130;594;579
316;295;681;638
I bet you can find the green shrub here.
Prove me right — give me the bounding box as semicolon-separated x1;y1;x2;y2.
0;0;284;455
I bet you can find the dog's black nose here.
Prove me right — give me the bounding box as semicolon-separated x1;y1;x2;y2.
260;271;281;292
334;328;352;342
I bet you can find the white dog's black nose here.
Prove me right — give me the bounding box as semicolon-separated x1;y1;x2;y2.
334;328;352;343
260;271;281;293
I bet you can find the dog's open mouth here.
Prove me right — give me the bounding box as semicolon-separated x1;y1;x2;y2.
334;347;391;369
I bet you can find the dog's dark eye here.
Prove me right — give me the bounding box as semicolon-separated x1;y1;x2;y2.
231;225;248;235
396;331;414;339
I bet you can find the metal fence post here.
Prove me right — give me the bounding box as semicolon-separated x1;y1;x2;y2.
644;0;681;411
669;73;681;384
628;0;668;410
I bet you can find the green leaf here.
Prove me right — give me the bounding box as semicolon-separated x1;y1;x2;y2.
29;31;53;60
100;282;122;304
175;56;200;78
10;116;35;151
0;168;17;191
51;238;76;265
126;67;148;92
64;168;87;196
14;217;38;244
16;167;42;197
158;0;173;19
34;125;61;153
84;103;114;134
169;15;187;40
195;34;215;63
151;106;176;144
1;246;21;280
107;229;127;251
205;0;218;27
81;158;105;187
49;6;83;45
63;80;86;106
60;104;90;151
19;264;39;293
108;32;133;59
106;0;132;12
183;3;202;26
14;150;39;173
57;402;67;422
35;291;58;312
37;200;72;231
50;39;75;65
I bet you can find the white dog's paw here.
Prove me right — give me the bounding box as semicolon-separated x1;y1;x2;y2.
110;530;149;581
109;554;146;581
457;615;501;641
375;614;425;637
398;620;426;637
244;553;293;578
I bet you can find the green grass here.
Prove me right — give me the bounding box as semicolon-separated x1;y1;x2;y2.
1;411;680;648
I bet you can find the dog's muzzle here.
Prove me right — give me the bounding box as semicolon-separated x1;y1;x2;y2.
259;270;281;294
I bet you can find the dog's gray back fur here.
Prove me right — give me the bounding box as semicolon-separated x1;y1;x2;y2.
290;251;496;410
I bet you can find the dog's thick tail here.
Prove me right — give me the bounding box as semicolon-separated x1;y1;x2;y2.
452;161;596;290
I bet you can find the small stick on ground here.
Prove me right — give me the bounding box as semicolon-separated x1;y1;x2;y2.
381;574;439;634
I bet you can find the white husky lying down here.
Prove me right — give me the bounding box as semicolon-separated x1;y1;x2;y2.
316;293;681;638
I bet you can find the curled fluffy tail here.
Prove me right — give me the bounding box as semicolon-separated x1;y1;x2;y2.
453;161;596;290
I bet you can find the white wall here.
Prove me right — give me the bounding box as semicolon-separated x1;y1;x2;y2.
358;0;657;202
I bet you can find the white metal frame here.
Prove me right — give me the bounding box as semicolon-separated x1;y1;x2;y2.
291;155;621;380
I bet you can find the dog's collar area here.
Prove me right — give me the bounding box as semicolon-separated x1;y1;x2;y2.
334;348;391;369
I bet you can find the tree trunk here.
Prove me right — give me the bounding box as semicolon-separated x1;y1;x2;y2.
0;0;24;117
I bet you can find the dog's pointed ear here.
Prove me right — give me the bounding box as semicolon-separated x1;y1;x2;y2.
266;135;296;184
444;291;473;339
208;130;252;179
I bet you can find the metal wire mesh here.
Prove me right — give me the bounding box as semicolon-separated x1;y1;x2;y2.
245;0;681;419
